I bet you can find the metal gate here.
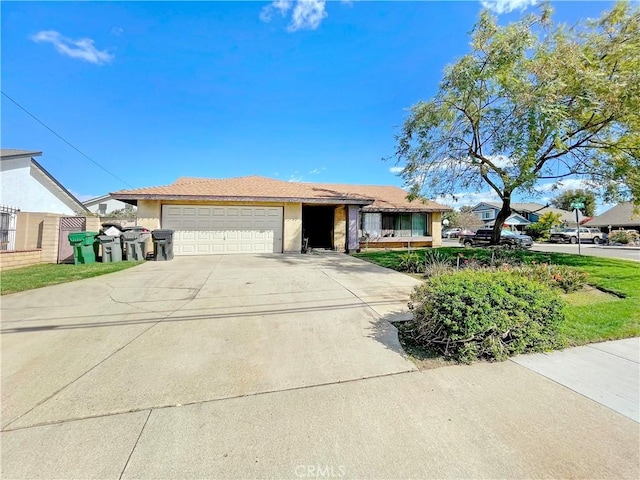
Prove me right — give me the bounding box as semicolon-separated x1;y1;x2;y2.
0;205;19;251
58;217;86;264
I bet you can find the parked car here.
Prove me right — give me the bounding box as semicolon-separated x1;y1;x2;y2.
442;228;462;238
459;228;533;248
549;227;602;244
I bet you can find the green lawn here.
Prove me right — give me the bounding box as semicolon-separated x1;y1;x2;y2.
1;262;143;295
354;247;640;346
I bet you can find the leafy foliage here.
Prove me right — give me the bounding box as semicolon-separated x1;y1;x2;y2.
609;230;640;245
408;271;566;363
504;263;588;293
393;2;640;245
422;250;456;278
551;189;596;217
525;222;550;241
443;207;485;229
397;252;423;273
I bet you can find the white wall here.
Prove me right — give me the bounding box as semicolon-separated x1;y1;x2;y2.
0;156;81;215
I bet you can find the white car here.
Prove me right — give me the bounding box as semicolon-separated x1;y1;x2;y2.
442;228;462;238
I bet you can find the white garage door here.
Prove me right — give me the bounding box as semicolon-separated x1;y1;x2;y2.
162;205;283;255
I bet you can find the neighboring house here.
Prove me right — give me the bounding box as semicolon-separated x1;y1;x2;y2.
0;149;88;215
112;175;451;255
83;194;135;216
471;202;574;231
584;203;640;231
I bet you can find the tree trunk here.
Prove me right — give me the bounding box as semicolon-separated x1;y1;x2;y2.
491;197;512;245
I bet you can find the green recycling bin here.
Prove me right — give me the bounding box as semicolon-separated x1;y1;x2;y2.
68;231;99;265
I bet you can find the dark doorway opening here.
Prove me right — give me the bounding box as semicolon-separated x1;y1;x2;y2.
302;206;334;249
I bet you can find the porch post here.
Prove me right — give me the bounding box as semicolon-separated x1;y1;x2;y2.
347;205;360;253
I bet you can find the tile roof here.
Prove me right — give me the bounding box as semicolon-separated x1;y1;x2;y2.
584;203;640;227
113;175;450;212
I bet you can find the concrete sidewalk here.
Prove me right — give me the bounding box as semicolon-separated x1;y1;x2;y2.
512;338;640;422
3;362;638;479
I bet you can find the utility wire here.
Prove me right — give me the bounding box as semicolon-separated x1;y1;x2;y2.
1;90;133;188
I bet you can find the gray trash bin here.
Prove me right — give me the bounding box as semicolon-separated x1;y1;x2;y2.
97;235;123;263
122;231;149;261
152;229;174;261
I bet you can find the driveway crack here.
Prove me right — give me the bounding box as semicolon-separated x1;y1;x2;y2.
119;409;153;480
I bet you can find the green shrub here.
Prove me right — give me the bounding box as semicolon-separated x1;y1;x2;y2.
609;230;639;245
397;252;423;273
408;271;566;363
423;250;455;278
525;222;550;241
609;230;631;244
503;263;588;293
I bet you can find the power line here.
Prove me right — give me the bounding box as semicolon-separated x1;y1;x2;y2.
1;91;133;188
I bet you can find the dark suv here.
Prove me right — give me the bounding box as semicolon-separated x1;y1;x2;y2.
459;229;533;248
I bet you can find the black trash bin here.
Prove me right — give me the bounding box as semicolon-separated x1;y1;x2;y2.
97;235;123;263
122;230;149;261
152;229;174;261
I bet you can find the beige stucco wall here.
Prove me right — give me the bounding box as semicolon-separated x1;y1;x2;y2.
136;200;162;252
284;203;302;253
431;211;443;247
16;212;49;250
40;216;60;264
333;206;347;252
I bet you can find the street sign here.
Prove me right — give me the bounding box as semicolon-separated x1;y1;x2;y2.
571;202;585;209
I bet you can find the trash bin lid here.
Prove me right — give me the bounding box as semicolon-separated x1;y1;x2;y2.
122;231;140;240
152;229;174;240
97;235;118;243
68;232;86;243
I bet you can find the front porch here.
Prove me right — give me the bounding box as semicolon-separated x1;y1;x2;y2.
359;236;434;249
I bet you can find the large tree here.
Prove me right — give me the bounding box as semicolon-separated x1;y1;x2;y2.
550;189;596;217
393;2;639;244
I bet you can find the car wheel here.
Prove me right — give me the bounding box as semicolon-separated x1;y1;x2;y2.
569;236;578;244
463;240;473;247
593;237;600;244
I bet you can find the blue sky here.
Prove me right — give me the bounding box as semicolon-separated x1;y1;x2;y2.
1;0;616;209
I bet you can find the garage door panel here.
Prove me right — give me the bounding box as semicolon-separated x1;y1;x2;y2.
162;205;283;256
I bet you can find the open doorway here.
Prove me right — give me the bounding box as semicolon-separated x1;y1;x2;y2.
302;206;334;249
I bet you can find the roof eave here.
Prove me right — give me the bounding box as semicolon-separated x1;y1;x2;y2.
111;194;374;206
363;206;452;213
32;159;89;213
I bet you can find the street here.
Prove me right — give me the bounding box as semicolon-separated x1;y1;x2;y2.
441;238;640;262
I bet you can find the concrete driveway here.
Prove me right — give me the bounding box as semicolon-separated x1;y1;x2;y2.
1;253;418;431
2;253;638;479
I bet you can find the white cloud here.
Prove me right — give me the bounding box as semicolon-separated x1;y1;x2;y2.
480;0;537;14
389;166;404;174
31;30;114;65
260;0;329;32
288;172;303;182
289;0;327;31
435;191;501;210
110;27;124;36
308;167;325;175
260;0;293;22
538;178;592;194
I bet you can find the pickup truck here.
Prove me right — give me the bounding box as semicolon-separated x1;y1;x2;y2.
459;228;533;248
